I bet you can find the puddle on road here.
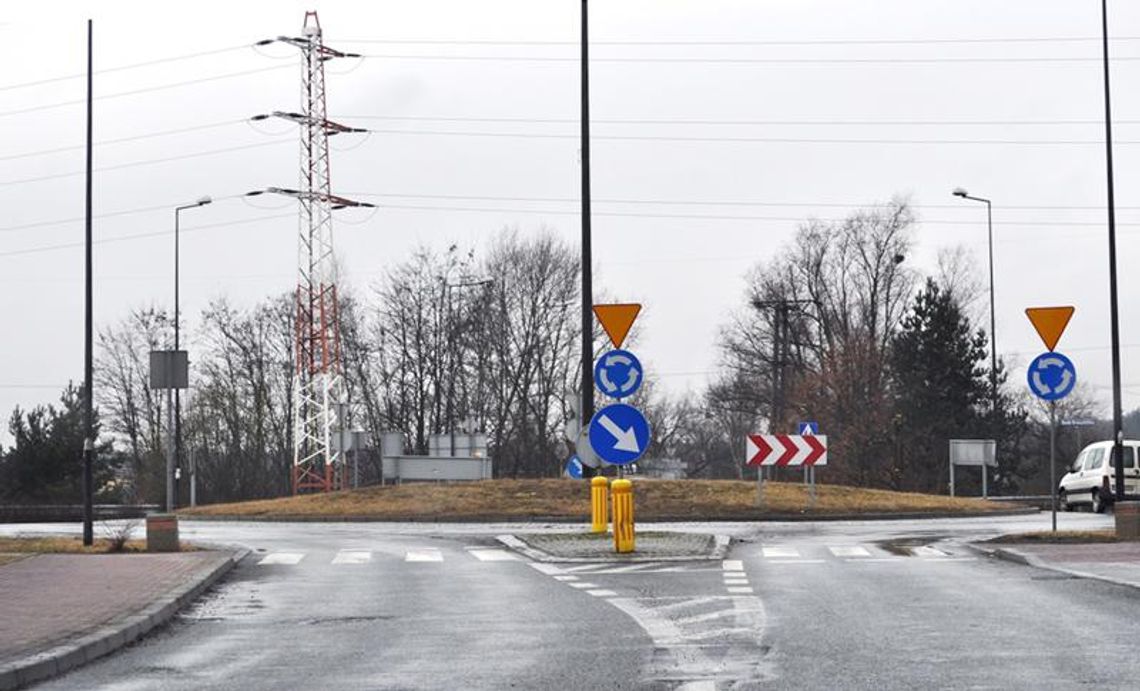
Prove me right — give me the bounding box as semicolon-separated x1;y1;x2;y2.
878;534;955;556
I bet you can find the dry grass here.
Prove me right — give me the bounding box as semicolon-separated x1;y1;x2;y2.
0;536;151;554
0;554;29;566
987;530;1118;544
180;478;1012;521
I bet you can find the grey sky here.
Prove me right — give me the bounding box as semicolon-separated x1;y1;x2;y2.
3;0;1140;445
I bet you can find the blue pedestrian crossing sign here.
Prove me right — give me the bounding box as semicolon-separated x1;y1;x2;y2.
798;421;819;436
565;455;584;479
1028;351;1076;401
588;403;652;466
593;349;643;400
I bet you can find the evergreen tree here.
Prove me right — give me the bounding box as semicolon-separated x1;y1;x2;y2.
0;384;118;503
890;279;990;492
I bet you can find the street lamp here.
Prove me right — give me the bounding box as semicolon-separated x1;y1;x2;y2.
953;188;999;481
173;196;211;509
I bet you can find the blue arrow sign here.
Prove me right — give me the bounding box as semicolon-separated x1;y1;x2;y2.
593;349;643;400
1028;351;1076;401
565;455;584;479
588;403;652;466
798;421;819;436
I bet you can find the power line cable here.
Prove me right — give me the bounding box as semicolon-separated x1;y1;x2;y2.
0;64;294;119
0;119;249;162
342;36;1140;47
0;44;253;92
344;114;1140;127
0;140;291;187
358;52;1140;65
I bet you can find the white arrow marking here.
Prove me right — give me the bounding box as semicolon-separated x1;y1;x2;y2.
599;415;640;453
1041;356;1065;369
620;368;640;393
1032;371;1052;394
606;353;632;367
1058;369;1074;393
599;369;618;393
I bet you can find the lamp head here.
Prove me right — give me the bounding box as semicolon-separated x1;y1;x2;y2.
196;196;213;206
952;187;968;198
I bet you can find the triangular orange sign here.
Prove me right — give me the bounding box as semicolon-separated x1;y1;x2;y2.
1025;306;1075;351
593;303;641;349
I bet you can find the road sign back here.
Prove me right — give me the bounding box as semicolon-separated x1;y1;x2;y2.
593;303;641;349
1025;306;1074;352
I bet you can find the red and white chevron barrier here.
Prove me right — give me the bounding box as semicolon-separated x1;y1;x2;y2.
745;434;828;467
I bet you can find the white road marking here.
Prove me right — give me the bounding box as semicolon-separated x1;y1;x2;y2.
588;589;618;597
762;547;800;558
724;577;750;585
467;548;519;562
726;586;754;594
583;563;664;574
676;682;717;691
847;558;903;563
910;545;948;558
569;582;600;589
331;550;371;565
675;605;766;626
258;552;305;565
829;546;871;558
722;559;744;571
404;549;444;562
553;575;579;581
528;563;563;575
765;559;826;564
562;563;613;573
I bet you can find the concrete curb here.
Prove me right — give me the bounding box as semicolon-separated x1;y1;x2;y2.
497;533;731;563
966;542;1140;592
181;507;1039;524
0;548;248;691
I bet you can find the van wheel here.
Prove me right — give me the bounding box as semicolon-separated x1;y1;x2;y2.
1059;490;1071;512
1092;489;1105;514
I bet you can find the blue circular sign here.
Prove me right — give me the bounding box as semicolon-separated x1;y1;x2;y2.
593;349;643;400
565;455;584;479
588;403;652;466
1027;351;1076;401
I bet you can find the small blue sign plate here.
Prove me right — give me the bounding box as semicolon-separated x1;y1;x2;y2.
593;349;643;400
565;455;584;479
1028;351;1076;401
588;403;652;466
798;421;819;436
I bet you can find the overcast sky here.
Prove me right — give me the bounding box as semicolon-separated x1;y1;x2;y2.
4;1;1140;446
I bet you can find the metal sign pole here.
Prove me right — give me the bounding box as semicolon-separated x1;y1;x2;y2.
756;466;764;507
982;455;988;499
1050;401;1058;532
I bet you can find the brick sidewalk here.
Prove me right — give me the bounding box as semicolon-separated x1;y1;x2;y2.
978;541;1140;590
0;551;232;668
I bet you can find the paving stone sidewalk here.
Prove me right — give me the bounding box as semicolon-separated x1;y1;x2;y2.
0;550;241;690
502;530;729;562
973;541;1140;590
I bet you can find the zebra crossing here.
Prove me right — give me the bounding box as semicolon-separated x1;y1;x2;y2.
758;543;975;564
255;546;521;566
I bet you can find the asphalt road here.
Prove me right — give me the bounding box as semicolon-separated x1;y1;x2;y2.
7;511;1140;690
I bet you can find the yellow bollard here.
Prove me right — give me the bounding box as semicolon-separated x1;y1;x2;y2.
590;476;609;533
611;479;635;553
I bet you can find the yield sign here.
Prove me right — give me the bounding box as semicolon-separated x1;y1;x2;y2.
1025;306;1074;352
745;434;828;467
593;303;641;350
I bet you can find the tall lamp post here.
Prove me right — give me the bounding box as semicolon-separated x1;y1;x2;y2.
952;188;999;466
173;196;211;509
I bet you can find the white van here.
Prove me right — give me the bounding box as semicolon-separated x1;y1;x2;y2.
1058;440;1140;512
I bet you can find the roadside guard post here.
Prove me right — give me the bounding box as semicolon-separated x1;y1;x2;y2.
611;479;635;553
591;476;609;533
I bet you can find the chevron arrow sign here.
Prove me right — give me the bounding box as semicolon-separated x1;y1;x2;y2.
745;434;828;467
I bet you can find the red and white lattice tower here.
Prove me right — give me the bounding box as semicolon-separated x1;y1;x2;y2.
273;12;368;494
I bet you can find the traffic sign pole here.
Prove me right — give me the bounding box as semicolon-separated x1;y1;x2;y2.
1050;401;1057;533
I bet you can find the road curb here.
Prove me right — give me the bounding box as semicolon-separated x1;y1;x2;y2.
497;533;731;563
180;507;1038;524
966;542;1140;592
0;548;248;691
